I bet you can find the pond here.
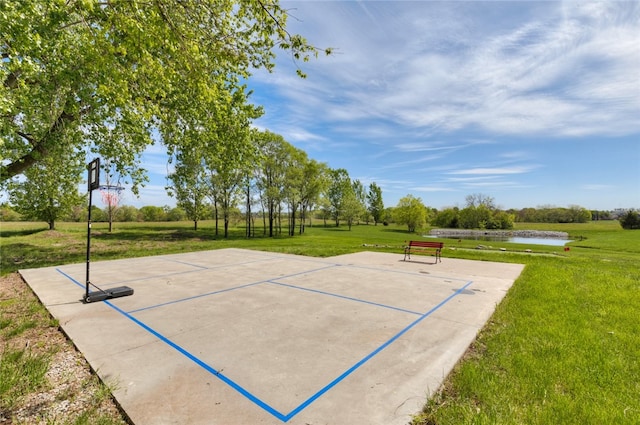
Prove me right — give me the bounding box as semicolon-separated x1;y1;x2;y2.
425;233;573;246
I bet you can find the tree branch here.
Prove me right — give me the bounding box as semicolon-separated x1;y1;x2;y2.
0;107;88;182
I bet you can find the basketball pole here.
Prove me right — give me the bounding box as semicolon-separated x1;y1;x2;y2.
85;184;93;301
85;158;100;302
83;158;133;303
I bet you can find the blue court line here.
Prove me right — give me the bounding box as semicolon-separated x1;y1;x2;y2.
124;263;340;313
105;257;282;286
55;269;288;421
283;280;474;421
126;281;264;314
104;300;288;421
267;280;424;316
57;268;86;289
55;266;473;422
341;263;470;282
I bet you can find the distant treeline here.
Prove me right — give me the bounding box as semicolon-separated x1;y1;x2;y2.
430;203;603;231
512;206;594;223
0;203;625;226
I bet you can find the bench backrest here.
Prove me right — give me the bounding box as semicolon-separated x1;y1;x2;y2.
408;241;443;249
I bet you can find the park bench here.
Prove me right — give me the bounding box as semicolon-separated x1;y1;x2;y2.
403;240;444;263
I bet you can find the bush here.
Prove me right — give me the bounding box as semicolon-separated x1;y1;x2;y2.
619;210;640;230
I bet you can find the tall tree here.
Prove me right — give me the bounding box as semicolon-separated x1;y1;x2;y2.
465;193;496;209
206;90;258;238
341;190;362;231
367;182;384;225
1;0;328;184
255;131;288;237
326;168;351;227
8;150;85;230
282;146;306;236
394;195;427;233
167;151;209;231
298;159;328;234
351;179;368;224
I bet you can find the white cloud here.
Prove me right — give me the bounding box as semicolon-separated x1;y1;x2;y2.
448;166;538;176
265;1;640;139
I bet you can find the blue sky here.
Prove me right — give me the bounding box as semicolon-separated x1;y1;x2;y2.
134;0;639;211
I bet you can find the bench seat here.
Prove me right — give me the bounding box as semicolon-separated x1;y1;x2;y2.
403;240;443;263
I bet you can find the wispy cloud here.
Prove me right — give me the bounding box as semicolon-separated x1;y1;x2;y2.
448;166;539;176
260;1;639;140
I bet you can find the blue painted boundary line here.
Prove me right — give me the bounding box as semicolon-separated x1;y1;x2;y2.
125;263;339;313
106;257;280;286
57;268;85;289
54;267;473;423
126;281;263;314
104;301;288;422
281;280;474;422
268;280;424;316
55;268;289;421
342;263;469;282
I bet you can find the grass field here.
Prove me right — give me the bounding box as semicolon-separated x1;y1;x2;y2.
1;220;639;424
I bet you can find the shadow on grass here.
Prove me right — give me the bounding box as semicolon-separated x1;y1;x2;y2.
316;226;353;232
90;226;264;242
1;242;86;275
0;228;49;238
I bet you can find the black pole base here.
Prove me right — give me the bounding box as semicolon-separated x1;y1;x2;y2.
84;286;134;303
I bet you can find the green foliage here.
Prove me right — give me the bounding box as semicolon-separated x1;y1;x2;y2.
459;204;492;229
619;210;640;229
382;207;395;224
7;150;85;230
1;0;325;185
0;203;21;221
165;207;188;222
493;210;515;230
117;205;141;222
394;194;427;232
139;206;166;222
515;205;593;223
366;182;384;225
434;196;514;230
432;207;459;228
340;190;364;230
167;151;210;230
326;168;352;227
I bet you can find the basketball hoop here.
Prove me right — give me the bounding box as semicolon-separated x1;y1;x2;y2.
99;184;125;192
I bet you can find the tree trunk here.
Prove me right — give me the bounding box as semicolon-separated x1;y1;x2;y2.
289;204;296;236
214;204;219;237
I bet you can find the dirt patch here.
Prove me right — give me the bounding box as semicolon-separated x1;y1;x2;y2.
0;273;129;424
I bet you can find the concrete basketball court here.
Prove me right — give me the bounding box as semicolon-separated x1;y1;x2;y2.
20;248;524;425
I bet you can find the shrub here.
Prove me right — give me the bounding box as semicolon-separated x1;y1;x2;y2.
619;210;640;230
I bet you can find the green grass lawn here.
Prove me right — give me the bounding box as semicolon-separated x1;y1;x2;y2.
1;220;639;424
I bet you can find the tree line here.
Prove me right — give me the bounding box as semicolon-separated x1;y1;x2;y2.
5;186;632;233
2;127;387;234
